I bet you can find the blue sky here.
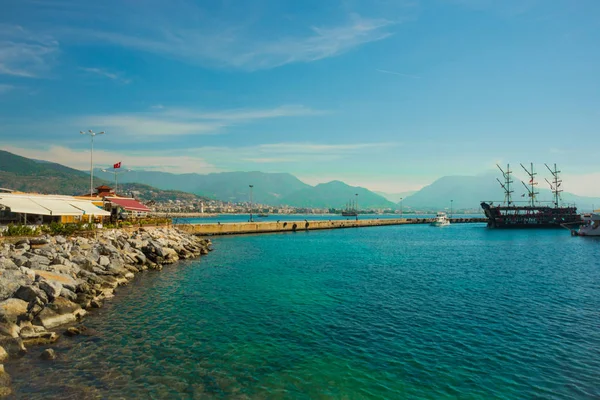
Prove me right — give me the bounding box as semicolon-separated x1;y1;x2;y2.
1;0;599;195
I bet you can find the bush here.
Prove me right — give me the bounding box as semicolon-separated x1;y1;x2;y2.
3;224;41;237
41;222;94;236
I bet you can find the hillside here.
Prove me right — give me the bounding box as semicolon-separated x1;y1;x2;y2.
0;150;209;202
278;181;397;209
0;150;105;194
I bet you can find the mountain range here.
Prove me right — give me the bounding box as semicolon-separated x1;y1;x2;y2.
1;149;599;211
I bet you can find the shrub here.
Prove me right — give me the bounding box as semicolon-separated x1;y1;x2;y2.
3;224;41;237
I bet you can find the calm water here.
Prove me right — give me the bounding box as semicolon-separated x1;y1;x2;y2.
8;224;600;399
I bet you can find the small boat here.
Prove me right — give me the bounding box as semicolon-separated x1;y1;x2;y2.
431;212;450;227
571;213;600;236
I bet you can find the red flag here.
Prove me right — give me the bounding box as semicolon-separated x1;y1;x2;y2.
113;161;121;169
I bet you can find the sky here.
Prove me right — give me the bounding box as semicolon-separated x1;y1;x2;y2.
1;0;599;196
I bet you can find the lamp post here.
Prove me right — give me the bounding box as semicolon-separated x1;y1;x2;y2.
400;197;403;217
249;184;254;222
355;193;358;221
80;130;105;198
101;168;132;196
450;199;454;219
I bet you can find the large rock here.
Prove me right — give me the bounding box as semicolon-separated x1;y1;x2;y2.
20;325;59;346
14;285;48;306
0;299;28;322
24;255;51;268
38;280;63;301
0;347;7;362
0;269;33;301
34;298;86;329
40;348;56;360
33;270;77;292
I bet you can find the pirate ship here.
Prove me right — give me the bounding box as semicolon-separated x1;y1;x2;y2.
480;163;581;228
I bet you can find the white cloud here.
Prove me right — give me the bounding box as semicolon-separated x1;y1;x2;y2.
0;24;59;77
69;105;325;138
3;145;218;174
0;84;14;93
70;14;395;70
81;67;131;84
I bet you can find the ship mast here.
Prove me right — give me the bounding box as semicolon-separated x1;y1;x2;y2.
544;163;562;208
496;164;513;206
520;163;538;207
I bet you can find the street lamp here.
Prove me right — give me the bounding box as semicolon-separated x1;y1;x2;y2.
101;167;132;196
450;199;454;219
80;130;105;198
355;193;358;221
400;198;403;217
249;184;254;222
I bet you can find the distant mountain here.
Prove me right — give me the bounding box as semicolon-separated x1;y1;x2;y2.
402;174;600;211
95;169;310;205
375;190;417;203
278;180;397;209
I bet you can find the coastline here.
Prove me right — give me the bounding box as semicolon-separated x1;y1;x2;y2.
0;227;212;397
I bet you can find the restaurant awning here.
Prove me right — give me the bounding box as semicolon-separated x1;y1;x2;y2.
30;198;83;216
105;197;151;212
69;200;111;216
0;197;53;215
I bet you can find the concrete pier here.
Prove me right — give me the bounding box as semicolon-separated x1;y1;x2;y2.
177;217;487;236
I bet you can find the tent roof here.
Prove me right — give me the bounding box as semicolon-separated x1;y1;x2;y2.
30;198;82;216
105;197;151;212
0;197;53;215
69;200;111;216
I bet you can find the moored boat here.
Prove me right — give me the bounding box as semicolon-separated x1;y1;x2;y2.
431;212;450;227
481;163;581;229
571;213;600;236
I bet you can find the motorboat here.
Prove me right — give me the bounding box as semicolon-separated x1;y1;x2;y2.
572;213;600;236
431;212;450;227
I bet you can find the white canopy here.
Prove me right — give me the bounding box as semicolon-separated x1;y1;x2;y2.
0;197;53;215
29;198;82;216
69;200;110;216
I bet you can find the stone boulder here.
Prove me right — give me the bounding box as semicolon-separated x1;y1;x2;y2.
33;270;78;293
20;325;59;346
34;298;86;329
40;348;56;360
0;269;33;302
38;280;63;301
14;285;48;306
0;347;7;363
0;299;28;323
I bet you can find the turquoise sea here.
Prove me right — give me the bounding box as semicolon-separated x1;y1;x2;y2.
8;223;600;399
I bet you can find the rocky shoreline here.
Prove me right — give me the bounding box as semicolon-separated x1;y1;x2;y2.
0;227;211;397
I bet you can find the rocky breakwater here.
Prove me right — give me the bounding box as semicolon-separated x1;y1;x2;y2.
0;227;211;396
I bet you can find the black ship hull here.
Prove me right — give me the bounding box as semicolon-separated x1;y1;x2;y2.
341;211;357;217
481;202;581;229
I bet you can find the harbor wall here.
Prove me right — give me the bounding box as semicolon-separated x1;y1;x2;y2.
178;218;487;236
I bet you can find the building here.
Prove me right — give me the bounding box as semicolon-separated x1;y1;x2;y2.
0;192;110;225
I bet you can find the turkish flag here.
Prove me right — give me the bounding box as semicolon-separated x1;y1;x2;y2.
113;161;121;169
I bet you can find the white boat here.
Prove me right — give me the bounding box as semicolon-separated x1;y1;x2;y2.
573;213;600;236
431;212;450;227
